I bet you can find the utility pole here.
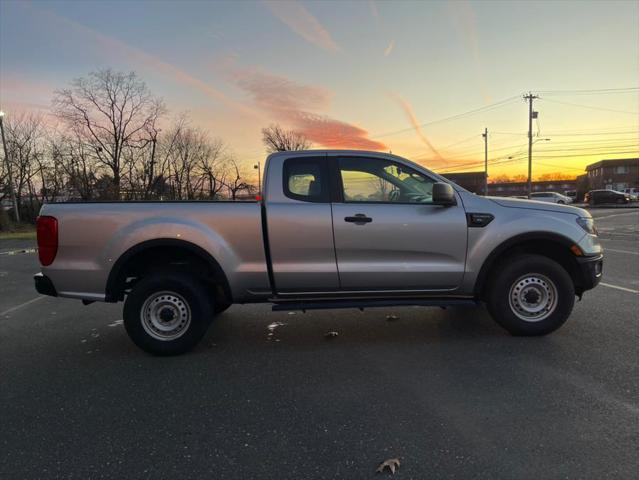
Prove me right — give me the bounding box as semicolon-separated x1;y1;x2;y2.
482;128;488;196
0;111;20;222
524;93;539;197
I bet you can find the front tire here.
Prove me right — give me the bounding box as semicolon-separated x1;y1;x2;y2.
123;272;215;355
486;254;575;336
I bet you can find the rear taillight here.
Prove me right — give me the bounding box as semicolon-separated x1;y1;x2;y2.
37;216;58;266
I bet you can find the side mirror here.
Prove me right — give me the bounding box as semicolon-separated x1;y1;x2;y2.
432;182;456;206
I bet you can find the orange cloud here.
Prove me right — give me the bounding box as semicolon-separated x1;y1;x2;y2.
390;94;444;161
229;67;332;112
263;0;341;53
294;113;387;150
228;66;386;150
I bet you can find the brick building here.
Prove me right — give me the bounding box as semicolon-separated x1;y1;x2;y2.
585;158;639;191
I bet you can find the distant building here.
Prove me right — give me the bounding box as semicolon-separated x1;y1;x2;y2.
486;179;577;197
441;172;487;194
442;172;577;197
585;158;639;191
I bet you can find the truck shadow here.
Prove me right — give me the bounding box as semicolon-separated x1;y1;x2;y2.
201;304;510;351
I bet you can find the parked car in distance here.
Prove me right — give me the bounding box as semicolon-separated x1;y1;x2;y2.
585;189;631;205
621;188;638;201
565;190;577;202
529;192;573;204
34;150;603;355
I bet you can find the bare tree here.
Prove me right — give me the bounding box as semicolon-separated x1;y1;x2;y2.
54;132;99;201
199;138;228;199
53;69;165;199
261;124;311;153
224;158;253;200
1;113;46;218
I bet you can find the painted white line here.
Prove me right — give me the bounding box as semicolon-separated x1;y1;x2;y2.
600;282;639;294
604;248;639;256
598;232;638;237
0;248;37;256
0;296;44;317
594;210;639;220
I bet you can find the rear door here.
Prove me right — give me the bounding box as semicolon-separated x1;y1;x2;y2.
331;156;468;291
265;155;339;293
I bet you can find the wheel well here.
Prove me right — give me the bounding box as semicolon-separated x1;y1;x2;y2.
105;240;231;305
476;238;582;299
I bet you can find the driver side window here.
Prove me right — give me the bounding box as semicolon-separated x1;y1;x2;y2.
338;157;435;204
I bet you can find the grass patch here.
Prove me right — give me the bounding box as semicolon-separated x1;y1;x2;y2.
0;224;37;240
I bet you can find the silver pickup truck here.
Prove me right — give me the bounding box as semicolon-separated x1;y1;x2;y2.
34;150;603;355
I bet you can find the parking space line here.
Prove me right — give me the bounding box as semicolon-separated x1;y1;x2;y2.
600;283;639;294
593;210;639;220
604;248;639;256
0;296;44;317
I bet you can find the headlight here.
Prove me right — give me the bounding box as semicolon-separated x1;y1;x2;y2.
577;217;597;235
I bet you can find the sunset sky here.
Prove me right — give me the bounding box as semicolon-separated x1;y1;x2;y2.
1;0;638;181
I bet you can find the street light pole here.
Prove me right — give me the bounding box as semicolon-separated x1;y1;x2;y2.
0;111;20;222
254;161;261;194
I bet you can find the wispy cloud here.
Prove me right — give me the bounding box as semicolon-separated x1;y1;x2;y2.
369;0;380;21
447;0;491;103
263;0;340;53
228;66;386;150
390;94;444;161
384;40;395;57
24;3;256;118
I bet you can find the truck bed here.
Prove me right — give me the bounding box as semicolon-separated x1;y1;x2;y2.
39;201;271;302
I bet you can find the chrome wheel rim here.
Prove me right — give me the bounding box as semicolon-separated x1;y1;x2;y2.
508;274;558;322
141;291;191;341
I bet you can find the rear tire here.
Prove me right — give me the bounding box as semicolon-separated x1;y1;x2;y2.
123;272;215;355
486;254;575;336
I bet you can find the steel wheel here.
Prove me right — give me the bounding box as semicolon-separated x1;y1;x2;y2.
508;274;558;322
141;291;191;341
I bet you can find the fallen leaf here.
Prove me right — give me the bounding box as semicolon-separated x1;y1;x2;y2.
376;458;400;475
325;331;339;339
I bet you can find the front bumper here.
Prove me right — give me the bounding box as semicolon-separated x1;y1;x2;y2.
575;254;603;294
34;273;57;297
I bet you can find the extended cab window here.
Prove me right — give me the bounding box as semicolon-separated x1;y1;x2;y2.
283;157;329;202
338;157;435;204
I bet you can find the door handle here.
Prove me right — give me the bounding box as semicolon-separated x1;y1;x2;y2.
345;214;372;224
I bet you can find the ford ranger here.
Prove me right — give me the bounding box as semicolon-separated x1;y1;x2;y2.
34;150;603;355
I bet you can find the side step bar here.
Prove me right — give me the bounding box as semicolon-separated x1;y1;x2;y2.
271;298;478;312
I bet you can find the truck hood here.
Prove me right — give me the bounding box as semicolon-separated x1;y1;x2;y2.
488;197;589;217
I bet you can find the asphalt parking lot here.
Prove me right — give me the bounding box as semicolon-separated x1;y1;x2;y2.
1;209;638;479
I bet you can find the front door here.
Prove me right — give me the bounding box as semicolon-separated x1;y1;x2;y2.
331;156;468;291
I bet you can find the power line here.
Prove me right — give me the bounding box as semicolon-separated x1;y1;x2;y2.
533;150;639;158
533;161;591;171
537;87;639;95
372;95;521;139
533;144;639;153
540;98;639;115
543;130;639;136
